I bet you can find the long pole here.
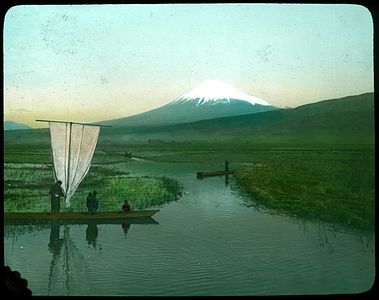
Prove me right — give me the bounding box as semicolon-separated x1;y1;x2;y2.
66;122;72;199
36;119;112;127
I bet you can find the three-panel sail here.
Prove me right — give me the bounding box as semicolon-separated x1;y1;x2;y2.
38;120;103;207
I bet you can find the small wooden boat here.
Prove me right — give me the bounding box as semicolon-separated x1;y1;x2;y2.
196;171;233;178
4;210;159;225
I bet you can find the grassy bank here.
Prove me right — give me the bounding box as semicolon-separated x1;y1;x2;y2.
4;162;182;213
233;149;375;232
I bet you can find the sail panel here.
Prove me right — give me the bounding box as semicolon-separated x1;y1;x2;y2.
49;122;100;207
49;122;70;195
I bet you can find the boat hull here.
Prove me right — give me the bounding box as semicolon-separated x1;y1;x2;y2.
196;171;233;178
4;210;159;225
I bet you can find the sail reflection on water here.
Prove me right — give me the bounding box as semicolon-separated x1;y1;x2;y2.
5;216;159;295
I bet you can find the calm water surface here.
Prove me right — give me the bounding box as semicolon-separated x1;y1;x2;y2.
4;160;375;296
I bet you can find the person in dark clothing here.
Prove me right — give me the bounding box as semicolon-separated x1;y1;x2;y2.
224;160;230;173
91;191;99;212
86;192;93;212
122;201;131;213
86;191;98;213
49;180;65;213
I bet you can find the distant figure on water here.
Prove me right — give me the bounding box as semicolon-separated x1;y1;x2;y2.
49;180;65;213
122;201;131;213
224;160;230;173
86;191;98;213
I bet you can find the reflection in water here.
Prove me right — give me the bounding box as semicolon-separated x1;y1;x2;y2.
294;218;375;255
4;211;158;295
196;173;230;186
317;222;335;255
48;221;64;254
225;174;229;186
86;223;99;249
47;221;65;294
358;235;375;255
47;223;94;295
122;223;131;237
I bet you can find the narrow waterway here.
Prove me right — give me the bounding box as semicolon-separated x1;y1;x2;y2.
4;159;375;296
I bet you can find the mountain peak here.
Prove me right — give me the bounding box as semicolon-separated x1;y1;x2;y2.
172;80;271;106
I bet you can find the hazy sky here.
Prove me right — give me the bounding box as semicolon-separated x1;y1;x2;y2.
4;4;373;128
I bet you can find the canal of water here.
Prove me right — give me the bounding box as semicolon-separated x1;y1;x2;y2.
4;159;375;296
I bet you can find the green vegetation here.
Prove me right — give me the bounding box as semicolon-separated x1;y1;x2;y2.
4;160;182;213
96;175;182;210
234;149;375;232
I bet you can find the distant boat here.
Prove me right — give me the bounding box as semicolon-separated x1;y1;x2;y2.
196;171;233;178
4;210;159;225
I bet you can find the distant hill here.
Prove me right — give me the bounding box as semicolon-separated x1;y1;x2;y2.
4;92;374;146
3;121;32;131
97;92;374;145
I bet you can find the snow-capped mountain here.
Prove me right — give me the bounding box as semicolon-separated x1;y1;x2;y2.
99;80;277;127
171;79;271;107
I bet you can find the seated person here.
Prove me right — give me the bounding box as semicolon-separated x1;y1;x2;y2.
122;201;131;213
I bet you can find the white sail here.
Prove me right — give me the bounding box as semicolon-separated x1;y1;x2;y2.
49;122;100;207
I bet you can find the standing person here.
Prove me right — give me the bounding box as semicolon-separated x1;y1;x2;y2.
49;180;65;213
91;191;99;213
86;192;93;212
86;191;98;213
224;160;230;173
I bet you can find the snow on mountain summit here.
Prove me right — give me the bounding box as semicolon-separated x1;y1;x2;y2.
172;80;271;106
98;79;277;127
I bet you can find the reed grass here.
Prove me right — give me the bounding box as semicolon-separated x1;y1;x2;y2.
4;162;182;213
233;150;375;232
